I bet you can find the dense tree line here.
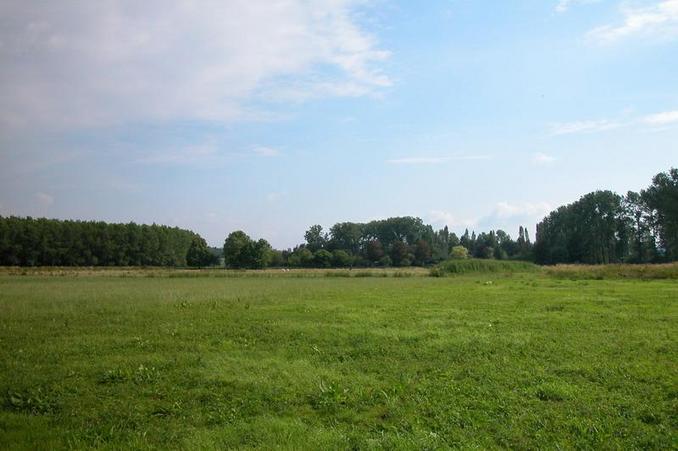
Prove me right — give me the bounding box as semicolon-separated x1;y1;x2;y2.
0;216;217;267
223;216;533;269
535;168;678;264
4;168;674;268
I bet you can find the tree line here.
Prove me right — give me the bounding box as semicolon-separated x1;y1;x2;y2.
535;168;678;264
222;217;534;269
1;167;674;268
0;217;217;267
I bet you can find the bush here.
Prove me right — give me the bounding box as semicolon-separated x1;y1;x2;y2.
450;246;470;259
332;250;352;268
314;250;333;268
378;256;392;267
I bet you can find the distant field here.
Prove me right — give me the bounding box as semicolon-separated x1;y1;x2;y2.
0;268;676;449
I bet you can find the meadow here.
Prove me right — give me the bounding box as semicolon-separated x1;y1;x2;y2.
0;266;676;449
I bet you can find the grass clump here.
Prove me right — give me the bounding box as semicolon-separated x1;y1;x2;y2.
4;388;61;415
534;382;576;402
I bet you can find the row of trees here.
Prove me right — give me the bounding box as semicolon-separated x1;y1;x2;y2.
3;168;673;268
535;168;678;264
0;217;216;267
222;216;534;269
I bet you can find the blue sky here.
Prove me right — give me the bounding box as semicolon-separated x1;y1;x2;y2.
1;0;677;248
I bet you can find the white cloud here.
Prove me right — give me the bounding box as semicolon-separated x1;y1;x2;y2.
642;110;678;125
252;146;281;157
556;0;601;14
428;210;477;228
492;201;553;219
35;192;54;206
532;152;556;165
386;155;491;165
472;201;553;237
0;1;390;130
588;0;678;43
429;201;553;236
550;109;678;135
549;119;622;135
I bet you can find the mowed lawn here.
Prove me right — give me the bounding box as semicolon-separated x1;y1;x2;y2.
0;272;676;449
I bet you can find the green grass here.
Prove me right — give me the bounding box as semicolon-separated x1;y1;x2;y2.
0;269;676;449
546;262;678;280
431;258;540;276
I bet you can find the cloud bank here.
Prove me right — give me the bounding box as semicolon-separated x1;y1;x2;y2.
0;0;390;130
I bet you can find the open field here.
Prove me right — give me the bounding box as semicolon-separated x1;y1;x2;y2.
0;269;676;449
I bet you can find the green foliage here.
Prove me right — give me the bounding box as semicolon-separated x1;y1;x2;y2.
535;191;629;264
4;387;61;415
223;231;251;268
313;249;333;268
0;216;202;267
450;245;470;259
328;222;363;255
377;255;391;267
331;250;352;268
304;225;327;252
186;236;216;267
223;231;272;269
641;168;678;260
288;247;314;268
0;271;674;449
365;239;384;263
433;258;539;275
535;168;678;265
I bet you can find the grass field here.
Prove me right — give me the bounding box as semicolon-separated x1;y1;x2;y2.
0;268;676;449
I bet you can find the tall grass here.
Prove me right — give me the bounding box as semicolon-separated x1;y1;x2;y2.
545;263;678;280
430;259;540;276
0;266;429;279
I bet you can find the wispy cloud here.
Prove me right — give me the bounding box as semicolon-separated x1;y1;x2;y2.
252;146;281;157
550;109;678;135
588;0;678;43
555;0;601;14
492;201;553;219
549;119;623;135
428;210;477;229
0;1;390;130
386;155;491;165
429;201;553;234
642;110;678;125
532;152;556;165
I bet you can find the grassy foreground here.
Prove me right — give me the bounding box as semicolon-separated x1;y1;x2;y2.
0;269;676;449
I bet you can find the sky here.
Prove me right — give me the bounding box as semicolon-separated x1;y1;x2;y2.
1;0;677;248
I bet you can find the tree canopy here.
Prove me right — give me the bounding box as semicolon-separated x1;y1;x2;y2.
535;168;678;264
0;217;210;267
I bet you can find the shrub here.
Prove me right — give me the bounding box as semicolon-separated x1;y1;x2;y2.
450;246;470;259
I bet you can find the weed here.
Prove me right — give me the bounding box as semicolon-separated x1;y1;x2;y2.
4;388;60;415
